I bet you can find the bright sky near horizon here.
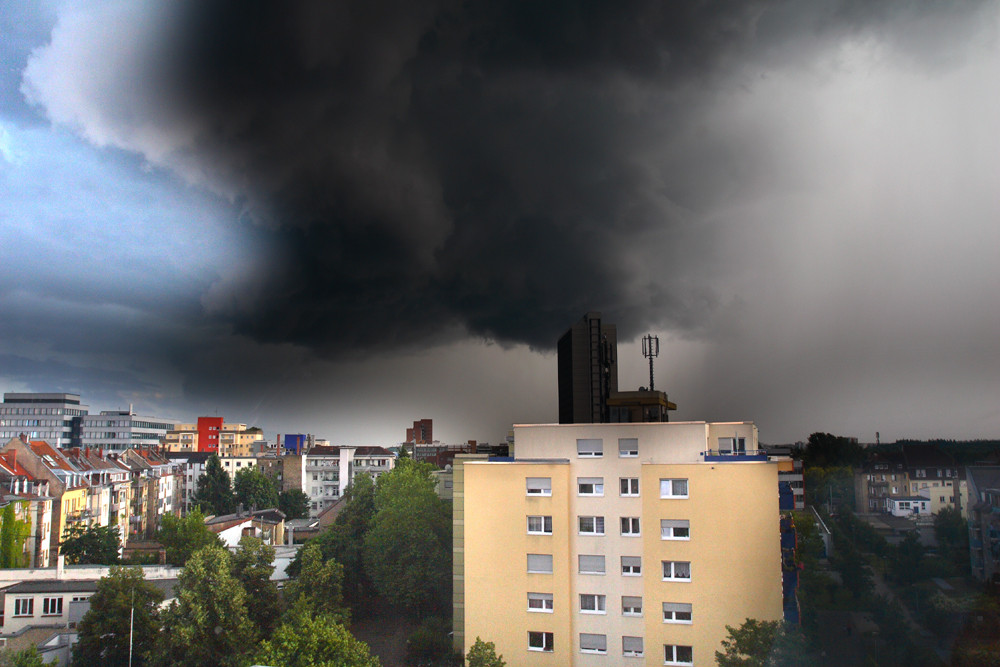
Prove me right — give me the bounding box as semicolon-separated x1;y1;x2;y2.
3;1;1000;446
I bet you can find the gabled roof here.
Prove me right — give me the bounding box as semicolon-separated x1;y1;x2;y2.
28;441;78;473
0;451;34;478
354;446;392;456
306;445;341;457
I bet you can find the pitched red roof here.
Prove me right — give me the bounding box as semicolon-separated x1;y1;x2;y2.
29;441;76;472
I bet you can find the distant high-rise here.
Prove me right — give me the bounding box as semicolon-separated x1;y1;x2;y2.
406;418;433;444
557;313;618;424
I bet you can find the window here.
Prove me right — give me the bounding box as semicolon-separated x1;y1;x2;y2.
42;597;63;616
580;594;606;613
527;592;554;612
660;478;689;498
577;439;603;457
527;554;553;574
622;595;642;616
621;556;641;576
620;477;639;496
621;517;641;536
718;436;746;453
663;602;693;623
528;631;554;652
623;636;644;657
660;519;690;540
578;516;605;535
527;516;553;535
14;598;33;617
618;438;638;457
580;633;607;654
526;477;552;496
578;477;604;496
665;644;693;665
662;561;691;581
579;554;606;575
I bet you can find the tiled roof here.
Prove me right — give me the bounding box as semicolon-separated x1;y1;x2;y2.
354;446;392;456
28;441;77;472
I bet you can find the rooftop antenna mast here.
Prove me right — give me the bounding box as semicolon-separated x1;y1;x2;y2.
642;334;659;391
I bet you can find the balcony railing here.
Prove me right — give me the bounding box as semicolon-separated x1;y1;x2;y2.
702;449;769;462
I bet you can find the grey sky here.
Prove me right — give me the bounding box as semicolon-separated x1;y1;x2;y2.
3;1;1000;445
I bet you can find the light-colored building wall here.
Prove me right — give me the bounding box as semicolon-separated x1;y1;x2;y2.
460;421;782;665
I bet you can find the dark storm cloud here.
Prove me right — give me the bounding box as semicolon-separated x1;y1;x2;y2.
154;0;786;353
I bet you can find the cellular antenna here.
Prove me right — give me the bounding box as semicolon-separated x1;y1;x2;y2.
642;334;660;391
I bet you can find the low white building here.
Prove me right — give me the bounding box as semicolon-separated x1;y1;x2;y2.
888;496;931;517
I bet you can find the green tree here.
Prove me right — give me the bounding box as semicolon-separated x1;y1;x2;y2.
253;612;380;667
155;509;222;566
0;646;44;667
934;506;969;573
60;523;121;565
230;535;280;637
0;503;31;568
284;542;349;623
406;617;459;666
466;637;506;667
715;618;811;667
317;473;376;605
279;488;310;520
190;454;235;515
802;432;865;468
364;459;451;615
72;566;163;667
890;530;927;585
233;466;279;511
153;546;256;667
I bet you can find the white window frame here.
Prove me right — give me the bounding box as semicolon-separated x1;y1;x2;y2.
663;602;693;624
14;598;33;617
623;636;644;658
660;519;690;540
620;477;639;496
579;593;606;614
577;439;603;458
618;438;638;457
526;477;552;496
579;633;607;655
578;515;605;536
577;477;604;496
622;595;642;616
660;478;689;499
662;560;691;581
527;553;553;574
42;597;63;616
665;644;693;665
621;556;641;576
620;516;641;536
527;515;553;535
528;631;554;652
579;554;606;575
527;592;554;613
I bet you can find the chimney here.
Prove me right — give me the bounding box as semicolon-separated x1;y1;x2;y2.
85;446;90;458
57;554;65;579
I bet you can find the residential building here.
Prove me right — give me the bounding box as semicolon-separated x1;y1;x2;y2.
558;312;618;424
775;458;805;511
79;410;175;453
162;423;199;453
218;455;258;482
218;424;264;458
196;416;223;454
163;452;212;513
350;446;394;485
855;452;908;514
456;421;782;663
967;466;1000;582
0;394;89;447
205;508;286;547
901;444;968;517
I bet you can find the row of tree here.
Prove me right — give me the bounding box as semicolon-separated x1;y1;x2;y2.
191;454;310;520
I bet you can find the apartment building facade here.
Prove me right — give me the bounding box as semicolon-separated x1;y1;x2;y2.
457;421;782;665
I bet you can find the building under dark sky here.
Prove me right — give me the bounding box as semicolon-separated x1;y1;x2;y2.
557;313;618;424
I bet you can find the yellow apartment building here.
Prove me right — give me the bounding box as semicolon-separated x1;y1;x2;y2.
457;421;782;666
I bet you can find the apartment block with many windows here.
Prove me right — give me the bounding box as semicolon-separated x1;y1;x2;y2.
457;421;782;665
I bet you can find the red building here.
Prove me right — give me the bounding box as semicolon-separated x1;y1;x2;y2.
197;416;223;453
405;418;433;444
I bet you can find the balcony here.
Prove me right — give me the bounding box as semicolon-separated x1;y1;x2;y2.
703;449;768;462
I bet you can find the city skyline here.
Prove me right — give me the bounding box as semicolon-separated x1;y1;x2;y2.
3;2;1000;446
